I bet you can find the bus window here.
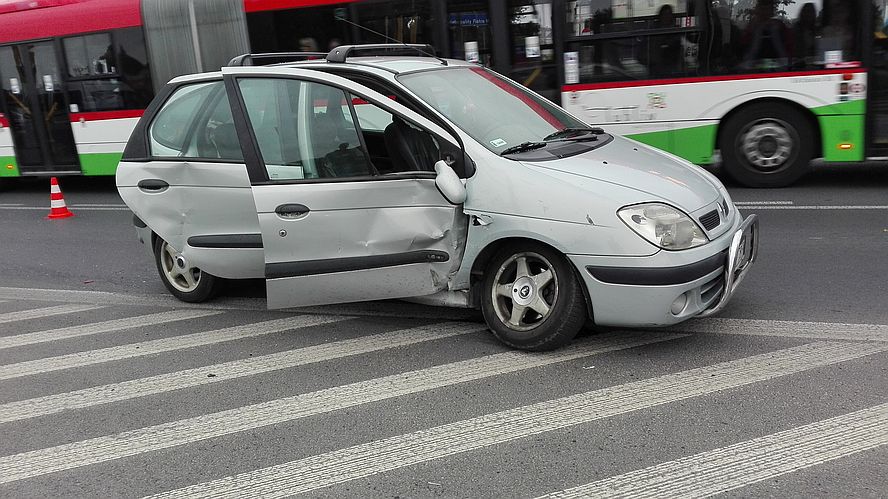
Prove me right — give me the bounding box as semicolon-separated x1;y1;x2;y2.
63;28;153;112
709;0;861;74
508;0;558;103
448;1;492;66
63;33;114;77
566;0;703;82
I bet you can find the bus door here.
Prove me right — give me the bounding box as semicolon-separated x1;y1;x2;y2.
0;42;79;174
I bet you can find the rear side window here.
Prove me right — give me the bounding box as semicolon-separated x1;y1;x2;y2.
148;82;230;158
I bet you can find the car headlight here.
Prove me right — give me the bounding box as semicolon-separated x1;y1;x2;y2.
618;203;709;250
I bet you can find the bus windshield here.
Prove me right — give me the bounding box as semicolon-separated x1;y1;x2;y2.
398;67;591;155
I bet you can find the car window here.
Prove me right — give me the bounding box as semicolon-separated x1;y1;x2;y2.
183;89;243;161
348;95;394;132
149;81;218;157
238;78;375;180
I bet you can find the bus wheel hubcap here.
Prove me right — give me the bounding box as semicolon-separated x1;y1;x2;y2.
741;119;793;171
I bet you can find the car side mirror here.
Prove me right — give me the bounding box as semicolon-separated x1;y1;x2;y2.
434;160;467;204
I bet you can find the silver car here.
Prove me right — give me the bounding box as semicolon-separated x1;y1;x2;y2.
117;45;759;351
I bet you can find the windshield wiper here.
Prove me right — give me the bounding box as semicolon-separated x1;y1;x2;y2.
500;141;547;156
543;127;606;141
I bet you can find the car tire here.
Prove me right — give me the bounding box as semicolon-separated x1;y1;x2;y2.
719;102;814;188
481;242;586;351
153;237;220;303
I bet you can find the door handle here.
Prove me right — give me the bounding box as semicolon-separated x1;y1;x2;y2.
137;179;169;192
275;203;310;219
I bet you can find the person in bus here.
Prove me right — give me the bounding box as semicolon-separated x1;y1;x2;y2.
792;3;818;68
648;5;683;77
740;0;791;70
820;0;855;61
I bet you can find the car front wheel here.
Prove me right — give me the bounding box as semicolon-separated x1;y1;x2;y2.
154;237;220;303
481;243;586;351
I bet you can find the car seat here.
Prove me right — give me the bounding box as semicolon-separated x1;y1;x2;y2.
383;116;439;172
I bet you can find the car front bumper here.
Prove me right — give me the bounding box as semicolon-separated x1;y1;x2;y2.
568;214;759;327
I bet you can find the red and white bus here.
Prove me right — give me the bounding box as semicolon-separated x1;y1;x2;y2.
2;0;888;187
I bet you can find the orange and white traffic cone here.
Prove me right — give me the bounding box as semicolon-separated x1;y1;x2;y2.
47;177;74;219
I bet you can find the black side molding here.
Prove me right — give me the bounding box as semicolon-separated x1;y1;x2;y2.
267;250;449;279
586;250;726;286
187;234;263;249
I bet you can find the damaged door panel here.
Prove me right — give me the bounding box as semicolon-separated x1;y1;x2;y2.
253;178;466;308
117;159;263;278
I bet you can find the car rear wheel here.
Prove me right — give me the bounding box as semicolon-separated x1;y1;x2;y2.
154;237;220;303
719;102;814;188
481;243;586;351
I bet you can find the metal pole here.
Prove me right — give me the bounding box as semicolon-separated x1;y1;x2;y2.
188;0;203;71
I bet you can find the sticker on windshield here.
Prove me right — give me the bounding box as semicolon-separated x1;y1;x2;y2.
490;138;507;147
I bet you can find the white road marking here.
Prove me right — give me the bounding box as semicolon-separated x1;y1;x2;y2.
0;322;484;424
0;310;221;350
144;341;888;499
0;304;102;325
69;204;128;208
0;287;476;320
739;205;888;210
677;317;888;342
0;286;262;310
0;315;345;381
0;206;130;211
0;332;683;483
733;200;794;205
537;403;888;499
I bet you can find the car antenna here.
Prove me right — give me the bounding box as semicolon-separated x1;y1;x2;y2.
334;15;448;66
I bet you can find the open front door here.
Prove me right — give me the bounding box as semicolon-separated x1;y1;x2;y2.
225;67;468;308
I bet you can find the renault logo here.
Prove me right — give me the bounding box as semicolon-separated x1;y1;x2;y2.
519;285;531;298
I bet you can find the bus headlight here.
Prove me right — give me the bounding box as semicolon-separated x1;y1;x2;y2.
618;203;709;250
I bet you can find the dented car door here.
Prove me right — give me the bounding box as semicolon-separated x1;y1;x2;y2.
225;67;467;308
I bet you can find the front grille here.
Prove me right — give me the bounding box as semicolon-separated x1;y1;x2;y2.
699;209;720;231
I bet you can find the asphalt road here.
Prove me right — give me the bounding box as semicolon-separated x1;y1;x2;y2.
0;164;887;498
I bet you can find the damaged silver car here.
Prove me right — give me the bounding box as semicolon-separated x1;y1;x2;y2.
117;45;759;351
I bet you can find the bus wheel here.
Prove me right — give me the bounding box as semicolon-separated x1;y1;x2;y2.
720;103;813;188
481;243;586;351
154;238;220;303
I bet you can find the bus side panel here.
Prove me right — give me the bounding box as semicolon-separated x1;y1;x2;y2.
0;117;18;177
562;71;867;164
70;113;142;176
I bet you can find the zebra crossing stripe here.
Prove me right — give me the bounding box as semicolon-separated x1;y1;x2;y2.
0;315;345;381
0;304;102;325
144;340;888;499
0;322;484;424
677;318;888;342
537;403;888;499
0;310;221;350
0;332;684;484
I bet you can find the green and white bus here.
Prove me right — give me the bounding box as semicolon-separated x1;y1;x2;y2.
560;0;887;187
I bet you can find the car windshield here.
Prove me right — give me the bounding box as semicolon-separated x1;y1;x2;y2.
397;67;591;155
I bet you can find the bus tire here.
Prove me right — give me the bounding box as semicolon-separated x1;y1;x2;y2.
154;237;220;303
720;102;814;188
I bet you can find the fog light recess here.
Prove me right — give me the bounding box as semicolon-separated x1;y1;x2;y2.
671;293;688;315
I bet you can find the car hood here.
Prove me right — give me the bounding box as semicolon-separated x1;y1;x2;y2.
520;135;721;211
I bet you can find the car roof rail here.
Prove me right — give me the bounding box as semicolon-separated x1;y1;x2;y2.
227;52;327;67
325;44;445;64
